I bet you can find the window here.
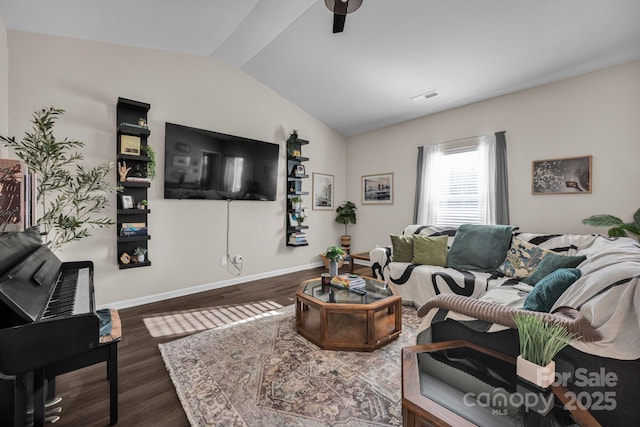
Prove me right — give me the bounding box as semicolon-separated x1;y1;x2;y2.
415;133;509;226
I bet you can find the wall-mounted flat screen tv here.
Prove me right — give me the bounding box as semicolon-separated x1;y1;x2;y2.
164;123;279;201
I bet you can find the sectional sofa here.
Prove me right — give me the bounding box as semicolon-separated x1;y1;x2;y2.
370;224;640;426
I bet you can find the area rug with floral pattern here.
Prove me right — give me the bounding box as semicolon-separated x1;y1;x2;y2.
158;304;422;426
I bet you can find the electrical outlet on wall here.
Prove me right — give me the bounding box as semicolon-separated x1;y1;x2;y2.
221;256;227;266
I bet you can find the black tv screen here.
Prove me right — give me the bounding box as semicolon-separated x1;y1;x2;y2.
164;123;279;201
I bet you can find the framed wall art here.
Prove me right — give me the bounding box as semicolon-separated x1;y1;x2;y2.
312;173;334;210
362;173;393;204
532;155;592;195
0;159;26;232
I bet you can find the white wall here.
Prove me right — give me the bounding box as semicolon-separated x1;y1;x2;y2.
347;60;640;252
6;31;347;306
0;17;7;156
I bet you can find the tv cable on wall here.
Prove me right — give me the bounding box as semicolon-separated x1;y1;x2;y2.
226;199;243;276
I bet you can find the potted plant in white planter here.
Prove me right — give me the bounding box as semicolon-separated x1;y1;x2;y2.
290;196;302;210
512;312;577;388
133;247;147;263
322;245;345;277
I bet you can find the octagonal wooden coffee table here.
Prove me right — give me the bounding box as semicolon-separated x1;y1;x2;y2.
295;276;401;352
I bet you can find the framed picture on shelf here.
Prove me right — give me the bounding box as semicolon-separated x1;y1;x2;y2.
362;173;393;204
296;165;306;176
532;155;592;194
120;135;141;155
312;173;334;210
121;195;134;209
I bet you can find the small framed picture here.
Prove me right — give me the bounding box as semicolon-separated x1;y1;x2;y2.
120;135;141;156
296;165;306;176
175;142;190;153
362;173;394;204
121;195;134;209
312;172;334;210
288;213;299;227
173;155;191;167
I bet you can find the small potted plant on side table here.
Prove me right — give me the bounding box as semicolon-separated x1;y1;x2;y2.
133;247;147;263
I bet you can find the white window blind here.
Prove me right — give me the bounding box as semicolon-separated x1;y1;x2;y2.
435;147;482;226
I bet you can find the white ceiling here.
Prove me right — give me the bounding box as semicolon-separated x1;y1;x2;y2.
1;0;639;137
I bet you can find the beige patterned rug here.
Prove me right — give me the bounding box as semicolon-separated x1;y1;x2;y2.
159;304;422;426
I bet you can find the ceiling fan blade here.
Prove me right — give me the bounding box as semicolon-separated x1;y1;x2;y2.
333;13;346;33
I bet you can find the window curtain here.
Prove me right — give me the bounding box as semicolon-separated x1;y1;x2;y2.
413;131;509;225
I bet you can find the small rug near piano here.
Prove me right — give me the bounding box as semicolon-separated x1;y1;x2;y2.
158;304;422;426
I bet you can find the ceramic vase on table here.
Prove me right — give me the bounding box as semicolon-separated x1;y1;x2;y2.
329;260;338;277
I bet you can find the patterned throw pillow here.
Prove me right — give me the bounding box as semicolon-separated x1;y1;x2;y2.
522;253;587;285
390;234;413;262
497;238;551;279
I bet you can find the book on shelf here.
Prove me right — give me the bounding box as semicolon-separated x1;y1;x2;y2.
120;226;148;237
126;177;151;183
121;222;146;228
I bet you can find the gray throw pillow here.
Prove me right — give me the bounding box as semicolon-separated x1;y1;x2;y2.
446;224;514;271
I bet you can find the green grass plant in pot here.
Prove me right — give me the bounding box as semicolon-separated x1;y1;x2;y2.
335;201;357;257
512;312;578;388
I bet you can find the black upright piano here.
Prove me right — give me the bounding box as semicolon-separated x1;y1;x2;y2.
0;227;116;426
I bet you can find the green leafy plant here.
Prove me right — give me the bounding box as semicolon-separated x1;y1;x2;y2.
581;208;640;238
133;247;147;256
335;200;357;235
323;245;345;262
0;107;114;251
286;129;298;155
290;196;302;204
512;313;578;366
142;144;156;179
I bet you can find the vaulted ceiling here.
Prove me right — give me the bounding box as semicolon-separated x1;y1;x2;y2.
1;0;639;137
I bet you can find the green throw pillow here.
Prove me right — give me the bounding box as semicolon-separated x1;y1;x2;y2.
412;235;448;266
446;224;514;271
523;268;582;312
390;234;413;262
521;253;586;285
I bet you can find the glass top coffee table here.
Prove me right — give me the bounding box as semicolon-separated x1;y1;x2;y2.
295;276;401;351
402;340;599;427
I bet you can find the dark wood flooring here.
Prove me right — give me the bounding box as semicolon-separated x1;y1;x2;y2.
53;264;371;427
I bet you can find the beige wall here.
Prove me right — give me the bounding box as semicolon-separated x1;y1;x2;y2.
0;17;7;156
6;31;347;306
347;60;640;252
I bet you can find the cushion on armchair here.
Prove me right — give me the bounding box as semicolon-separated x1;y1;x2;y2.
446;224;514;271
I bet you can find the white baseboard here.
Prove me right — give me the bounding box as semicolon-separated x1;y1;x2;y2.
100;261;323;310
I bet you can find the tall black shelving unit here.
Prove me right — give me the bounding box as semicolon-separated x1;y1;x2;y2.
286;138;309;247
116;97;152;269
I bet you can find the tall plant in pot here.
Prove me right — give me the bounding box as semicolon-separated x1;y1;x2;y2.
0;107;114;251
335;200;357;256
512;313;578;388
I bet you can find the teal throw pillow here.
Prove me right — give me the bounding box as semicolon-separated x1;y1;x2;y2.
523;268;582;312
446;224;514;271
522;253;586;285
412;235;448;266
390;234;413;262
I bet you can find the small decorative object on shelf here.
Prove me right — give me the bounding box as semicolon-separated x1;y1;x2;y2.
120;253;131;265
133;247;147;263
116;97;152;269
